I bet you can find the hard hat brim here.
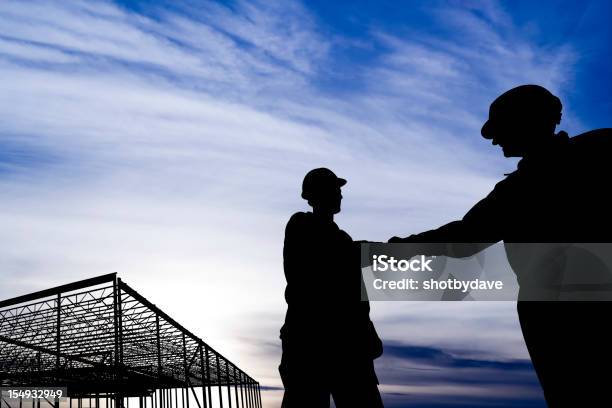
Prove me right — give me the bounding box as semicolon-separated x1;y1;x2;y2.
481;119;495;139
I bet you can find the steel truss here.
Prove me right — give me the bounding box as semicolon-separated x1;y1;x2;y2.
0;274;262;408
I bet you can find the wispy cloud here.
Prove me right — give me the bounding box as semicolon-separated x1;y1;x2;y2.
0;1;593;407
376;341;544;408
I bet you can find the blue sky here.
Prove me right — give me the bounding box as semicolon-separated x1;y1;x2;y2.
0;1;610;407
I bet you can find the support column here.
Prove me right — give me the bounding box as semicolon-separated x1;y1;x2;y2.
216;357;223;408
200;346;208;408
239;373;245;408
233;365;239;408
56;293;61;379
205;347;212;407
247;381;253;408
225;360;232;408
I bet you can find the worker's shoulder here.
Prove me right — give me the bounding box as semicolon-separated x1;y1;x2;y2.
285;211;313;231
287;211;312;223
569;128;612;153
570;127;612;140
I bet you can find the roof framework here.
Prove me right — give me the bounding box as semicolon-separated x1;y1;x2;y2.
0;274;261;408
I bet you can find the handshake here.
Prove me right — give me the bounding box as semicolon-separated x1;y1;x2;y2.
356;235;417;244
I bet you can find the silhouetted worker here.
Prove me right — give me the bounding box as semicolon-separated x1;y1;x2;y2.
390;85;611;407
280;168;384;408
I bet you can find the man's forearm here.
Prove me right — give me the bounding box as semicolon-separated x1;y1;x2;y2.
393;221;496;257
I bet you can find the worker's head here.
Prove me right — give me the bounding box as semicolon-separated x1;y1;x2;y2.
301;168;346;215
481;85;562;157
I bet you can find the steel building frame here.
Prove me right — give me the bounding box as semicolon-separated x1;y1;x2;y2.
0;273;262;408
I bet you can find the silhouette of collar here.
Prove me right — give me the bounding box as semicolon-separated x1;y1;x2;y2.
514;131;570;174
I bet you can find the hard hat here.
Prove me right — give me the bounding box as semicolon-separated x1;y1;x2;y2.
301;168;347;200
481;84;562;139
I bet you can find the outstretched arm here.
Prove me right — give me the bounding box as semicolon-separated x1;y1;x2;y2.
389;183;507;257
389;221;496;257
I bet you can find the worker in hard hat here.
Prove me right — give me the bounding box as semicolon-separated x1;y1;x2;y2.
280;167;383;408
390;84;612;406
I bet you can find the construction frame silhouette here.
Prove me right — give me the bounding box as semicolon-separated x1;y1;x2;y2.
0;273;262;408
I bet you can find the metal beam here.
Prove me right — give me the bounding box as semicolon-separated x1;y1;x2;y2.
0;274;259;403
0;273;117;309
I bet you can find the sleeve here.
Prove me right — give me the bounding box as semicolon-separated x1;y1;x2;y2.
283;213;329;304
400;178;512;256
461;181;507;241
283;213;313;282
